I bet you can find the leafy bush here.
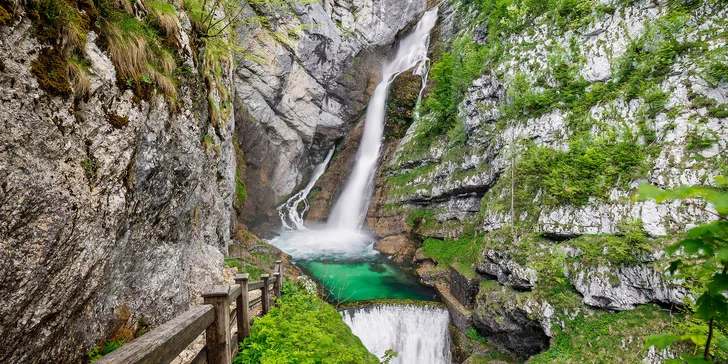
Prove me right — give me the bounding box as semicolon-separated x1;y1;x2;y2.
517;132;647;207
638;179;728;363
234;281;379;364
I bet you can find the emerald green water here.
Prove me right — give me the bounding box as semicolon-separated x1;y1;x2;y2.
300;258;438;302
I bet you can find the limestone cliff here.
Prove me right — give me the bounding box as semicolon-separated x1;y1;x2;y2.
233;0;427;230
361;0;727;360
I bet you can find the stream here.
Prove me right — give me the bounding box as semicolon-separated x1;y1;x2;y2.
268;9;451;364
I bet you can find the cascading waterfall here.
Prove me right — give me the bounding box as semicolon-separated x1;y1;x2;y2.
268;10;450;364
327;9;438;231
278;148;335;230
341;304;452;364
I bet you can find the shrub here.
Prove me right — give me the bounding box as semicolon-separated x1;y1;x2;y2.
234;282;379;364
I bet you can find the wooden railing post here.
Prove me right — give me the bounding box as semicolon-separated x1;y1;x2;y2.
234;273;250;343
203;286;232;364
260;274;270;315
273;273;281;304
275;260;284;301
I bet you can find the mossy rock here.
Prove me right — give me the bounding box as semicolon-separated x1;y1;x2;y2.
0;0;12;25
31;48;71;98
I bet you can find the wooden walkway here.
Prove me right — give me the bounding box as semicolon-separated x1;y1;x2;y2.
96;261;285;364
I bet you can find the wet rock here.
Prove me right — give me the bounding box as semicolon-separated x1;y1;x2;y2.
373;235;416;264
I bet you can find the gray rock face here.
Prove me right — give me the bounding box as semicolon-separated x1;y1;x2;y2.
233;0;427;228
571;263;689;311
472;285;551;357
0;22;231;363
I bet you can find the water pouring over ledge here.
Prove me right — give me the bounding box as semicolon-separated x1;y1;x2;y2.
271;8;439;259
268;9;449;364
327;9;439;231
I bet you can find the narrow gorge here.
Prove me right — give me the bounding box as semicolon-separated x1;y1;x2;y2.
1;0;727;363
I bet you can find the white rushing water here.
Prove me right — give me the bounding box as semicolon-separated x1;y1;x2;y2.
342;304;452;364
327;9;438;231
278;148;335;230
269;10;451;364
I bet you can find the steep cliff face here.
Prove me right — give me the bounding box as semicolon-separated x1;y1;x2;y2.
0;5;233;362
233;0;427;229
364;0;727;359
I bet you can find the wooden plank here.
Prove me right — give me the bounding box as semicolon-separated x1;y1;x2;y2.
229;284;242;302
190;348;207;364
230;332;239;357
95;305;214;364
248;296;262;308
229;309;236;327
268;276;278;284
247;281;263;291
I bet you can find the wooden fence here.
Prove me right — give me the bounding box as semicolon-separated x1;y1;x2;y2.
96;260;285;364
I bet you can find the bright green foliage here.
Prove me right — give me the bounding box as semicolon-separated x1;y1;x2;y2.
530;305;677;364
235;173;247;206
517;132;647;206
234;282;379;364
224;257;265;279
638;177;728;362
421;35;487;137
421;234;484;267
87;340;125;362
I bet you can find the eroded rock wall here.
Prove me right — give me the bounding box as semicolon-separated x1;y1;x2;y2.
234;0;428;230
0;16;232;364
365;0;727;359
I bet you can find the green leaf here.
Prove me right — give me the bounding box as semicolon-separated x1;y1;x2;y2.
718;247;728;262
645;334;682;349
681;239;708;255
695;292;728;321
667;260;683;275
706;273;728;293
637;183;667;202
679;354;713;364
719;337;728;352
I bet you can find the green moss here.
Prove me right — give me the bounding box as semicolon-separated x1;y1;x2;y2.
31;48;71;98
707;104;728;119
453;261;478;279
0;0;12;25
686;128;717;151
516;131;647;207
235;173;247;206
422;234;484;268
529;305;678;364
107;113;130;128
337;298;446;310
80;157;98;185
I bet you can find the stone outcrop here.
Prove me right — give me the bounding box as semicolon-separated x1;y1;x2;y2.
234;0;428;230
362;0;727;360
0;19;232;363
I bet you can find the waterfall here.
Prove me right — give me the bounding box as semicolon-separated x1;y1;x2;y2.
341;304;452;364
278;147;335;230
327;9;439;231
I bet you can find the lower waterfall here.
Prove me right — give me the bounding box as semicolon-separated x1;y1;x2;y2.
341;304;452;364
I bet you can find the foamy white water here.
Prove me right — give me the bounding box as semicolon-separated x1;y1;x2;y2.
342;304;452;364
278;148;335;230
327;9;439;231
267;227;378;261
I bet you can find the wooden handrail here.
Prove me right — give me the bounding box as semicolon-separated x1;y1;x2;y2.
95;306;214;364
97;261;285;364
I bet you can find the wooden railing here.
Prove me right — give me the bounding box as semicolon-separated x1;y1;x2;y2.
96;260;285;364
